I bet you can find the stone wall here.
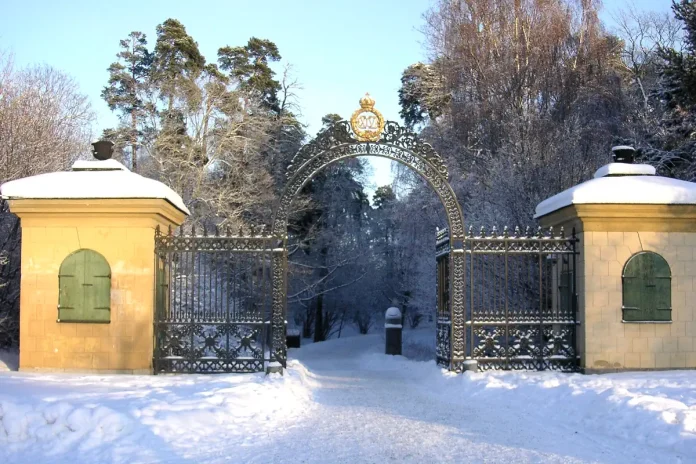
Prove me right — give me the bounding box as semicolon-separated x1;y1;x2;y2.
581;231;696;371
19;225;156;373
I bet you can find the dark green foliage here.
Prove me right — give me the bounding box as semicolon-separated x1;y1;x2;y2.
102;32;151;113
372;185;396;209
218;37;282;112
151;19;206;110
101;31;152;171
661;1;696;109
0;200;20;348
398;62;448;129
321;113;342;127
653;1;696;179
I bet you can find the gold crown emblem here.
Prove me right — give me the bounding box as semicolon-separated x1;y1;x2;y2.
351;93;384;142
359;93;376;110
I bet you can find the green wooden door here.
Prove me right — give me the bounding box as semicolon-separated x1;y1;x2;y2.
58;249;111;323
623;252;671;322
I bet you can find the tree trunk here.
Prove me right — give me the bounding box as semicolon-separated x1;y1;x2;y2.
302;307;313;339
131;111;138;172
313;295;324;342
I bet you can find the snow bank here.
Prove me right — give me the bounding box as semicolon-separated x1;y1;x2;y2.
0;401;131;449
358;351;696;458
1;331;694;462
447;370;696;456
0;366;315;463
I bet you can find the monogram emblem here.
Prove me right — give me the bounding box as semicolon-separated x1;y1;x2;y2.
350;93;385;142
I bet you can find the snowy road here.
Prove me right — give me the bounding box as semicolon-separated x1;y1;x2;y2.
1;331;695;463
264;335;690;464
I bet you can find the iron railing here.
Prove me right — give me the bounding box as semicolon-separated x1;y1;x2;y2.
437;226;579;371
154;226;279;373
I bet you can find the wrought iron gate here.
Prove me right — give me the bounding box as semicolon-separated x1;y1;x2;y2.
154;226;280;373
436;229;451;367
436;226;579;371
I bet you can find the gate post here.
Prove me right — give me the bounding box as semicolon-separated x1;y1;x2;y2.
384;307;403;355
450;240;467;372
269;241;288;373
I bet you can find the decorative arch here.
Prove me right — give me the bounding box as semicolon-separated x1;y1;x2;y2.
271;121;464;238
269;117;466;370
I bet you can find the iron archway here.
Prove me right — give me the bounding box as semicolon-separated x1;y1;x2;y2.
270;97;467;371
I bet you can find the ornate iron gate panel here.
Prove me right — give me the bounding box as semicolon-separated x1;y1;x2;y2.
154;226;279;373
437;226;579;372
435;229;451;367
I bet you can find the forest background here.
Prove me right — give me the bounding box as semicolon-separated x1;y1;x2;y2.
0;0;691;347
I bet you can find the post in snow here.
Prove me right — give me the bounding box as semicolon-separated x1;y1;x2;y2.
384;306;402;356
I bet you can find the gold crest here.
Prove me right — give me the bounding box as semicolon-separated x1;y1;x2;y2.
350;93;385;142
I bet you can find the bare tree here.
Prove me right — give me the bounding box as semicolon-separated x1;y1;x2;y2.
406;0;625;224
0;51;94;348
0;53;94;183
614;7;682;110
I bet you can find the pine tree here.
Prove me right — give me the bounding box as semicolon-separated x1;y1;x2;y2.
657;0;696;179
151;19;205;112
218;38;282;112
372;186;396;209
321;113;342;127
398;62;449;128
101;31;151;172
661;1;696;109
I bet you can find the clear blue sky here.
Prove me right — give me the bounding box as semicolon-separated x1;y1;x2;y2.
0;0;675;186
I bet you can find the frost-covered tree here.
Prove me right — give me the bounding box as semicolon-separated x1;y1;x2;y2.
402;0;625;224
650;0;696;180
101;19;305;228
0;52;94;348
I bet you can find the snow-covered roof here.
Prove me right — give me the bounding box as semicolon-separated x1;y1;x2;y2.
535;163;696;218
0;159;190;215
593;163;655;178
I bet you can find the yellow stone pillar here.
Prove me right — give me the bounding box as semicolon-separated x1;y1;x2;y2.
536;147;696;372
1;154;188;373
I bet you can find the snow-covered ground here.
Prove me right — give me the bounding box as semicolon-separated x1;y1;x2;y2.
1;330;695;463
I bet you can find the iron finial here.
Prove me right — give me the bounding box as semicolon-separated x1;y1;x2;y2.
611;145;635;164
91;140;114;161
